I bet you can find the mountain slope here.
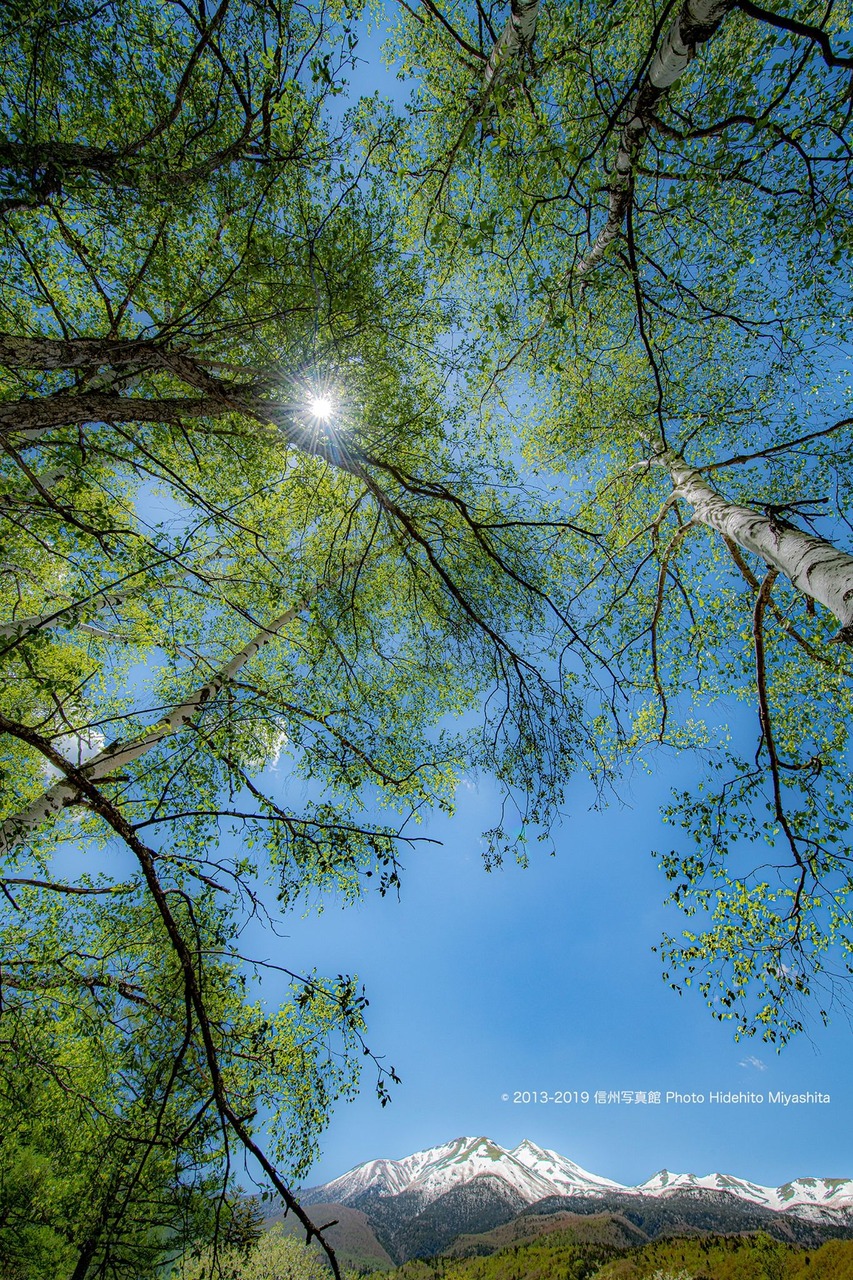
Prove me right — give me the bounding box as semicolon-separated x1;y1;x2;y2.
516;1191;850;1248
445;1208;651;1257
267;1201;394;1270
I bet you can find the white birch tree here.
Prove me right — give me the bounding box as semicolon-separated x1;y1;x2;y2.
387;0;853;1040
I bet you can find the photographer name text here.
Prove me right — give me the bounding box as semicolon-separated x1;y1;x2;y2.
502;1090;831;1106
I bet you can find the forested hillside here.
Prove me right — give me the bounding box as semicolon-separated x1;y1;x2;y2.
388;1231;853;1280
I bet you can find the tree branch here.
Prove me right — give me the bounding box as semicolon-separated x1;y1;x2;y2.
735;0;853;69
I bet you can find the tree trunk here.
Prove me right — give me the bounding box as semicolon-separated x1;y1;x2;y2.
0;586;142;640
576;0;733;275
0;332;151;370
0;388;356;478
0;547;222;640
667;450;853;639
483;0;540;90
68;1235;99;1280
0;332;265;398
0;392;230;439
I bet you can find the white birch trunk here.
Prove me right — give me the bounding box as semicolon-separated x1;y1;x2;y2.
668;452;853;637
647;0;733;89
0;580;329;856
483;0;540;90
576;0;733;276
0;587;139;639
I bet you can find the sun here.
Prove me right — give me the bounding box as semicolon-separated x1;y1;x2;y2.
308;395;333;421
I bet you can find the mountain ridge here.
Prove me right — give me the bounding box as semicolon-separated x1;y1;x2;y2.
301;1134;853;1222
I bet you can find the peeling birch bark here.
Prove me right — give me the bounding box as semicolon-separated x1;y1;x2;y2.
0;332;159;370
667;451;853;640
483;0;540;90
0;579;332;856
576;0;733;276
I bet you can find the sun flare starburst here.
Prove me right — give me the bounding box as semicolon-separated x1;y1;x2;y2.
308;395;333;421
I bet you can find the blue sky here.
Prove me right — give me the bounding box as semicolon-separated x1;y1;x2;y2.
252;747;853;1193
232;6;853;1200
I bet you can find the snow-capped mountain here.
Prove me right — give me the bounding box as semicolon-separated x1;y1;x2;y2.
302;1136;620;1208
295;1136;853;1265
635;1167;853;1218
303;1136;551;1206
302;1135;853;1222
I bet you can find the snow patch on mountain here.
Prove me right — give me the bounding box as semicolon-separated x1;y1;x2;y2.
306;1137;562;1207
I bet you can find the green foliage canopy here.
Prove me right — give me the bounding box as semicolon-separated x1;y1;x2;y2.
0;1;581;1275
3;0;853;1270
